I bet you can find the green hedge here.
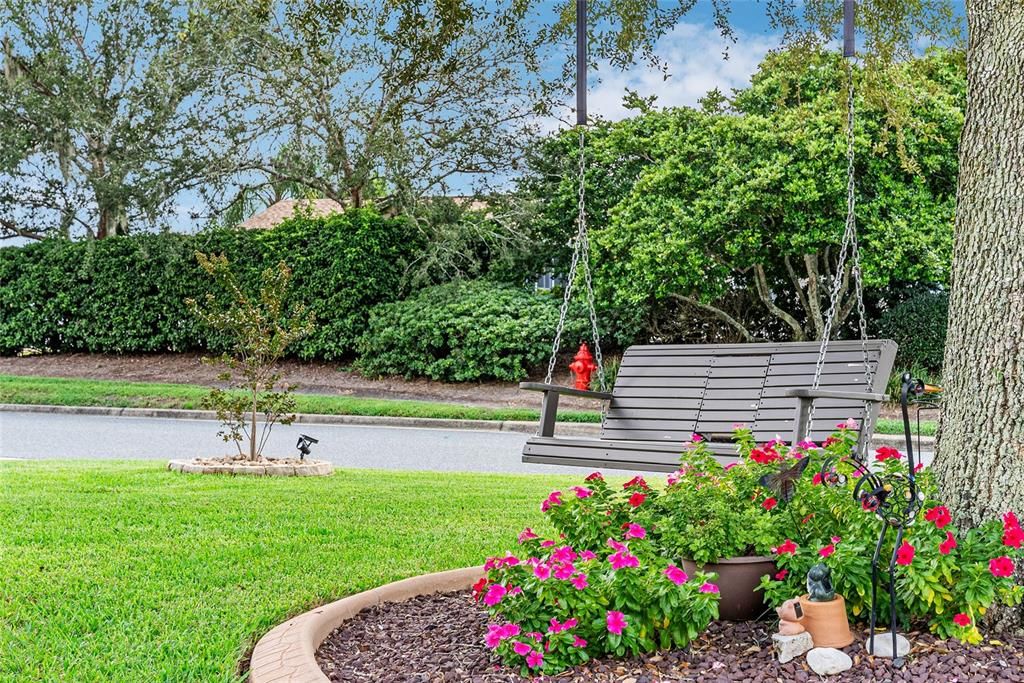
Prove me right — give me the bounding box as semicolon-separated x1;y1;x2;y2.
0;209;423;359
355;280;597;382
876;290;949;373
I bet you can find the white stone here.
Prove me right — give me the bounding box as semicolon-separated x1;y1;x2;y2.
865;632;911;658
772;632;814;664
807;648;853;676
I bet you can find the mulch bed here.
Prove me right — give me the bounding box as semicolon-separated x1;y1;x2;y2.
315;591;1024;682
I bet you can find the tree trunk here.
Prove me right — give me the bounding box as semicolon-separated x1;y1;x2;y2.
250;392;258;461
934;0;1024;616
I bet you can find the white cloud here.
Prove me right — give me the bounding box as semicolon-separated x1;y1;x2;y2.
554;22;780;126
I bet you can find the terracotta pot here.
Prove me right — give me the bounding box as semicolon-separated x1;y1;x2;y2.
798;594;854;648
681;555;776;621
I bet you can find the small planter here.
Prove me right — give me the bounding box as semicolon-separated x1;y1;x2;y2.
798;594;854;648
681;555;776;621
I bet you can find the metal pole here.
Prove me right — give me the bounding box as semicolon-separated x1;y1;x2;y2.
843;0;856;58
576;0;587;125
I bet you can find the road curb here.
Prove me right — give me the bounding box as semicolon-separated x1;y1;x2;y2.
0;403;932;449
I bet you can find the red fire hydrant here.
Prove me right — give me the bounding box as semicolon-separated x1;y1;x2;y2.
568;343;597;390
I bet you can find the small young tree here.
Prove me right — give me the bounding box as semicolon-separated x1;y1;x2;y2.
187;252;315;461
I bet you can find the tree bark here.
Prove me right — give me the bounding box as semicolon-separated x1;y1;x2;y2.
934;0;1024;609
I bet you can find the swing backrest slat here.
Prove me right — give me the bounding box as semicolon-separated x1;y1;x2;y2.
600;340;896;444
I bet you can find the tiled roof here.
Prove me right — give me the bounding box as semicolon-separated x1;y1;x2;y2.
239;198;345;230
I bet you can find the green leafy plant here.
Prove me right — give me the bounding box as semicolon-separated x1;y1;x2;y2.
186;253;314;461
877;290;949;374
481;475;719;675
356;279;591;382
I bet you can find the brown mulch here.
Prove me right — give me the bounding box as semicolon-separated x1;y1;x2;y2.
314;591;1024;683
0;352;599;410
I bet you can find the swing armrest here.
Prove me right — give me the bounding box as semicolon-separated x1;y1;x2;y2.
785;389;888;403
520;383;612;438
787;389;889;446
519;382;613;401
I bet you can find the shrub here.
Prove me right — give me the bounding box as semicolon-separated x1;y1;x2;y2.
0;209;421;358
876;290;949;374
480;476;719;675
482;426;1024;674
356;279;592;382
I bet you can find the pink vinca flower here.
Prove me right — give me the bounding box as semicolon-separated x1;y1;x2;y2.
540;540;556;548
819;544;836;558
526;651;543;668
517;528;538;544
571;573;588;590
533;563;551;581
483;584;506;606
607;538;626;552
540;490;563;512
571;486;593;499
551;546;577;564
579;550;597;561
624;523;646;539
609;550;639;570
606;610;627;635
554;562;575;580
513;641;532;657
700;582;720;594
572;635;587;648
664;564;689;585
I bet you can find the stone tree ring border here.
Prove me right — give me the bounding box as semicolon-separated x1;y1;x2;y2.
167;459;333;476
248;566;484;683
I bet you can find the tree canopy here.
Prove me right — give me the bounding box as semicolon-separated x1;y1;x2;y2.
521;48;964;342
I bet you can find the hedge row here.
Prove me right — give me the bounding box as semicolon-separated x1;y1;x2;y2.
0;209;424;359
876;290;949;374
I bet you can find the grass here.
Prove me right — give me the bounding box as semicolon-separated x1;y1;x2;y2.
0;374;602;423
0;460;579;682
0;374;937;436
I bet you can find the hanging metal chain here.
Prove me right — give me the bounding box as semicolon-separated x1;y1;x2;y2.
544;128;606;390
809;58;875;444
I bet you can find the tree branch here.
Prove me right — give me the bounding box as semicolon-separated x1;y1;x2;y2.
668;294;758;342
753;263;806;340
803;253;825;339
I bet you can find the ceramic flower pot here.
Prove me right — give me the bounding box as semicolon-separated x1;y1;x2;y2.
798;593;854;648
681;555;776;621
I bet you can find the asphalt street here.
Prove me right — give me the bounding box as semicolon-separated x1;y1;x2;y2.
0;410;600;475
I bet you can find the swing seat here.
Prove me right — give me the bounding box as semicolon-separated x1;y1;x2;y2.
521;340;897;472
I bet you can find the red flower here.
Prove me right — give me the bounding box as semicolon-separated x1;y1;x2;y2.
819;544;836;558
623;475;648;490
801;513;815;525
585;471;604;482
895;540;915;566
1003;511;1024;548
628;492;646;508
924;505;952;529
471;577;489;602
775;569;789;581
775;539;798;555
990;556;1015;578
812;472;823;486
823;436;841;447
750;447;781;464
939;531;957;555
762;497;778;511
953;613;971;627
875;446;903;462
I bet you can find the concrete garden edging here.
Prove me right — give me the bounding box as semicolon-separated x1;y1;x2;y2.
167;459;333;476
248;565;484;683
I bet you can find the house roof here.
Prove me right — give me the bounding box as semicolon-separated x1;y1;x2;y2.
239;198;344;230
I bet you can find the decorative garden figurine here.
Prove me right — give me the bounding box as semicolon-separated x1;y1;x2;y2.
798;565;854;648
807;563;836;601
776;598;806;635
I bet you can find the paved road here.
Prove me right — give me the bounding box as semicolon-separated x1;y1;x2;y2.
0;410;600;475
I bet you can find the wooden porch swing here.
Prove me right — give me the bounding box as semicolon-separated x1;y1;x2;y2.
522;0;896;472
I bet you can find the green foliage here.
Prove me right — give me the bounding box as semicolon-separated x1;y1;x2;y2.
0;209;422;359
187;253;315;460
483;477;719;674
877;290;949;373
521;48;963;342
356;279;591;382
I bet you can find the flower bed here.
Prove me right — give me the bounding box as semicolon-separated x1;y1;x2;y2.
477;424;1024;675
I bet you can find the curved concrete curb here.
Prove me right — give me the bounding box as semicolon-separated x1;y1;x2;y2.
167;459;333;476
249;565;484;683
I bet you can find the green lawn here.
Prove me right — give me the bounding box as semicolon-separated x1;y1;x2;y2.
0;374;936;436
0;374;602;422
0;461;576;682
